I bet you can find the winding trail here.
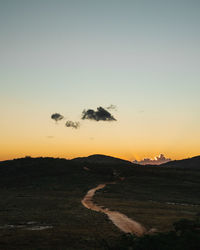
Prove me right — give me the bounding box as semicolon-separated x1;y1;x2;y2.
81;183;147;236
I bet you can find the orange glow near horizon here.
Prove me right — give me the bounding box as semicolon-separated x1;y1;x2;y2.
1;112;200;162
1;110;200;162
1;138;199;162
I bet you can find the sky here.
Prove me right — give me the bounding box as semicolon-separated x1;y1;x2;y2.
0;0;200;161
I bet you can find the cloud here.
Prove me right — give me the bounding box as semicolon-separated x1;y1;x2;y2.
51;113;64;122
107;104;117;111
139;110;145;113
46;136;54;139
133;154;171;165
82;106;116;122
65;120;80;129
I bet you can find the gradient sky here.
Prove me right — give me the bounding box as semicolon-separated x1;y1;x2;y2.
1;0;200;161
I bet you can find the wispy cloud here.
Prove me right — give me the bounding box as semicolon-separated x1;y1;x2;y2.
133;154;171;165
82;106;116;122
46;136;54;139
107;104;117;111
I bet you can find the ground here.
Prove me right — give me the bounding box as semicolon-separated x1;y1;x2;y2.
0;157;199;249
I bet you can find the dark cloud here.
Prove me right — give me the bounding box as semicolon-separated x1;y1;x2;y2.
51;113;64;122
65;120;80;129
82;107;116;122
133;154;171;165
107;104;117;111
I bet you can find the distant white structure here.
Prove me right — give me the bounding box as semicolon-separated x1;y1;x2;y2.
133;154;171;165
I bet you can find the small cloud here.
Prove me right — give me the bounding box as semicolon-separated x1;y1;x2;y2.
46;136;54;139
65;120;80;129
107;104;117;111
51;113;64;122
139;110;145;113
82;106;116;122
133;154;171;165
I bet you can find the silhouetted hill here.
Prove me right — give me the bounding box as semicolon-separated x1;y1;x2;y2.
160;155;200;170
0;157;88;189
72;154;135;166
0;156;136;189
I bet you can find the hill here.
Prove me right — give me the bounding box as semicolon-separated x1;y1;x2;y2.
161;155;200;170
72;154;134;166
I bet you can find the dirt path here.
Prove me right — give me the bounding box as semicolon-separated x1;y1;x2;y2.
81;183;147;236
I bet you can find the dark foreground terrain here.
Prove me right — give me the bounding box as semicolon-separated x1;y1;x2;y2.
0;155;199;249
